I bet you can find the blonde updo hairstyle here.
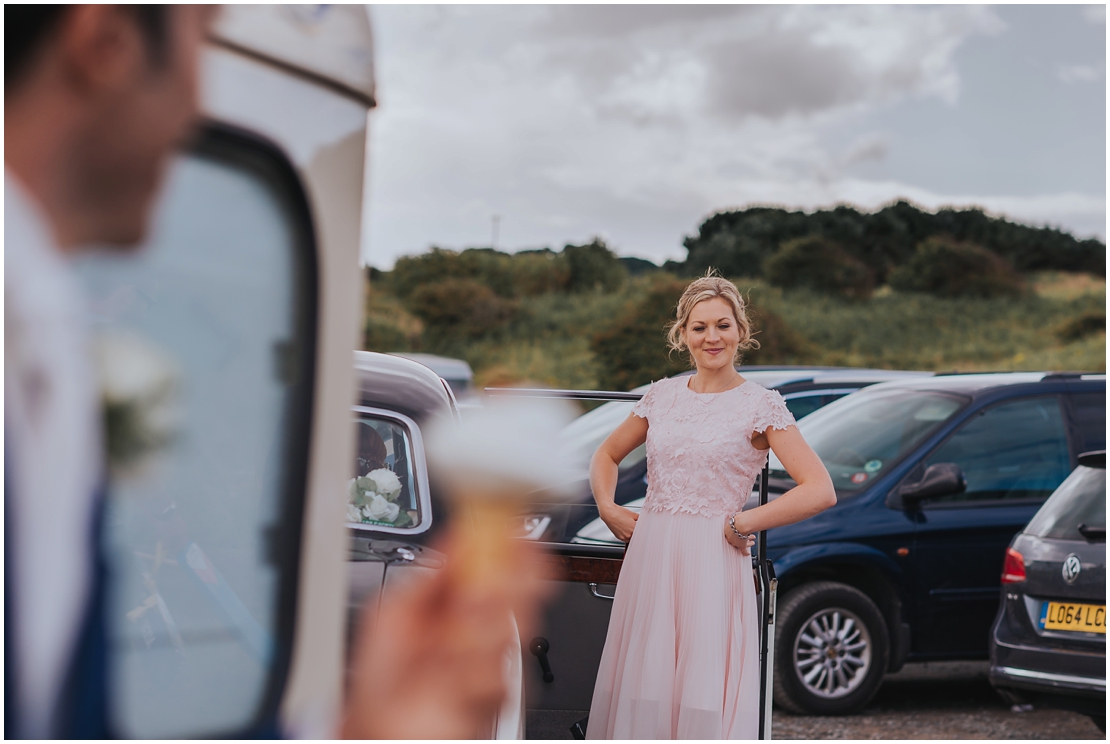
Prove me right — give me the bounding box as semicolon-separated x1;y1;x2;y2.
666;270;759;366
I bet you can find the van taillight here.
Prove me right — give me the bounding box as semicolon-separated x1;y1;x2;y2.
1001;547;1026;583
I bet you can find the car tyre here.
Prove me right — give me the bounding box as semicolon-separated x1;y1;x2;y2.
773;581;889;715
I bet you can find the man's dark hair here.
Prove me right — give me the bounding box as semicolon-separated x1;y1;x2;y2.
5;5;168;87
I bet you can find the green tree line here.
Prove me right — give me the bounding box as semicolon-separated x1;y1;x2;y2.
676;200;1104;282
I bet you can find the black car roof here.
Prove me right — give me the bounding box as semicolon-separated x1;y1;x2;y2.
661;366;932;390
353;350;454;425
852;371;1106;398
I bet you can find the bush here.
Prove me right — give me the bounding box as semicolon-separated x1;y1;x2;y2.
590;275;813;390
362;278;423;352
1055;311;1106;342
590;276;689;390
406;278;516;341
889;237;1025;299
363;318;410;352
388;247;514;299
507;249;571;295
743;302;814;365
765;235;875;299
684;230;770;279
565;238;626;293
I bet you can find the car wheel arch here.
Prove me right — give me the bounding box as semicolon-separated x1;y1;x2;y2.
775;552;909;672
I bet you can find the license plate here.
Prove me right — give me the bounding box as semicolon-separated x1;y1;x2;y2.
1040;601;1106;633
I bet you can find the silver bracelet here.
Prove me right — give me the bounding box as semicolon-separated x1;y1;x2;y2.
728;513;755;541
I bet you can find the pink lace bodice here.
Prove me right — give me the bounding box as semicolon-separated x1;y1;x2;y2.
631;376;796;518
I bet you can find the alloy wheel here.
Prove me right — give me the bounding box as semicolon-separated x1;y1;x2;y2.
792;606;872;699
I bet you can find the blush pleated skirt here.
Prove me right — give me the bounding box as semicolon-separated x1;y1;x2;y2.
586;510;760;740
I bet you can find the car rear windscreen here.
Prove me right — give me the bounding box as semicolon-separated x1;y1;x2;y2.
1025;466;1106;540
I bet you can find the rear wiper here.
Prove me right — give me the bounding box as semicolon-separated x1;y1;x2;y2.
1077;523;1105;542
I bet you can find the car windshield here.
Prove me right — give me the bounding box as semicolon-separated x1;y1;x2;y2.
560;392;648;471
769;389;965;492
1024;466;1106;540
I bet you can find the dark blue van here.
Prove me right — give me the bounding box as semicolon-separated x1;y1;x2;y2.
761;372;1105;714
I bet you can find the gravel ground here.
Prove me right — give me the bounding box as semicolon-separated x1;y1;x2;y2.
526;661;1103;740
773;661;1103;740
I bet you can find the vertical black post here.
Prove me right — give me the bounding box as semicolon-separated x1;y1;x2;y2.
757;463;770;739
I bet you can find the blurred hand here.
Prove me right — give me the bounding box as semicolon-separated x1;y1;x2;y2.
341;534;548;739
600;504;639;543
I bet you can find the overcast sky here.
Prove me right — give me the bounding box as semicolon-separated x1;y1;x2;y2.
362;4;1106;268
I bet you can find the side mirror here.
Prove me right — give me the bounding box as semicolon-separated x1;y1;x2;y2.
900;463;966;506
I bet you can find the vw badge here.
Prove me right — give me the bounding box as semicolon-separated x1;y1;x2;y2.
1062;554;1082;584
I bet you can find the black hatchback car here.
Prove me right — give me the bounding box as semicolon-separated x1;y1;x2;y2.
988;450;1105;731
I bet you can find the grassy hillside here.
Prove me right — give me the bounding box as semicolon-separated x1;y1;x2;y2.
753;272;1104;372
363;267;1104;391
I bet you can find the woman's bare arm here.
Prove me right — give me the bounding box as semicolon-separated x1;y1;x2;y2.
591;413;649;543
725;425;835;546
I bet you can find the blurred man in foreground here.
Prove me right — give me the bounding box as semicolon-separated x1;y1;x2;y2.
5;5;527;738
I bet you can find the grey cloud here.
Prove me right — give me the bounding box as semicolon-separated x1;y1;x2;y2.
840;136;889;168
593;102;686;130
1058;63;1102;83
706;33;866;120
524;6;996;126
541;44;640;95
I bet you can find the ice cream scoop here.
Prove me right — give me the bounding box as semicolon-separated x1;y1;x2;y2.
425;396;580;590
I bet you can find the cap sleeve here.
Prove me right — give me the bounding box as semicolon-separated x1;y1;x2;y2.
753;389;796;433
631;382;656;420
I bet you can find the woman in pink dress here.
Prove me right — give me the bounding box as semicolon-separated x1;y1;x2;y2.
586;274;836;740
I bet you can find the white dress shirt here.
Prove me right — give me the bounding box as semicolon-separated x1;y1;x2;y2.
5;172;103;738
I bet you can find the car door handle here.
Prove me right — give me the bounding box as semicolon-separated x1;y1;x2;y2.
529;637;555;683
589;582;616;600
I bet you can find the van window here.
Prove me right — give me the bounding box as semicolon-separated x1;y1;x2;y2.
769;389;964;492
347;411;430;532
923;396;1070;504
74;126;315;737
1068;392;1106;454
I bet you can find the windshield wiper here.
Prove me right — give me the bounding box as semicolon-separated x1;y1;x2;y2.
1077;523;1105;542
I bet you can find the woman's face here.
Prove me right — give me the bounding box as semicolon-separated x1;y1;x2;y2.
683;297;741;372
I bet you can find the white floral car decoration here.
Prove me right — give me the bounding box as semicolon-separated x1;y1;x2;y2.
347;467;411;527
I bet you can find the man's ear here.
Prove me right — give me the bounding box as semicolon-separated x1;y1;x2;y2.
56;5;146;97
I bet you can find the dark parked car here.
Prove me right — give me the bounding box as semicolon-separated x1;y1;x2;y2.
519;372;1105;719
989;450;1105;731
